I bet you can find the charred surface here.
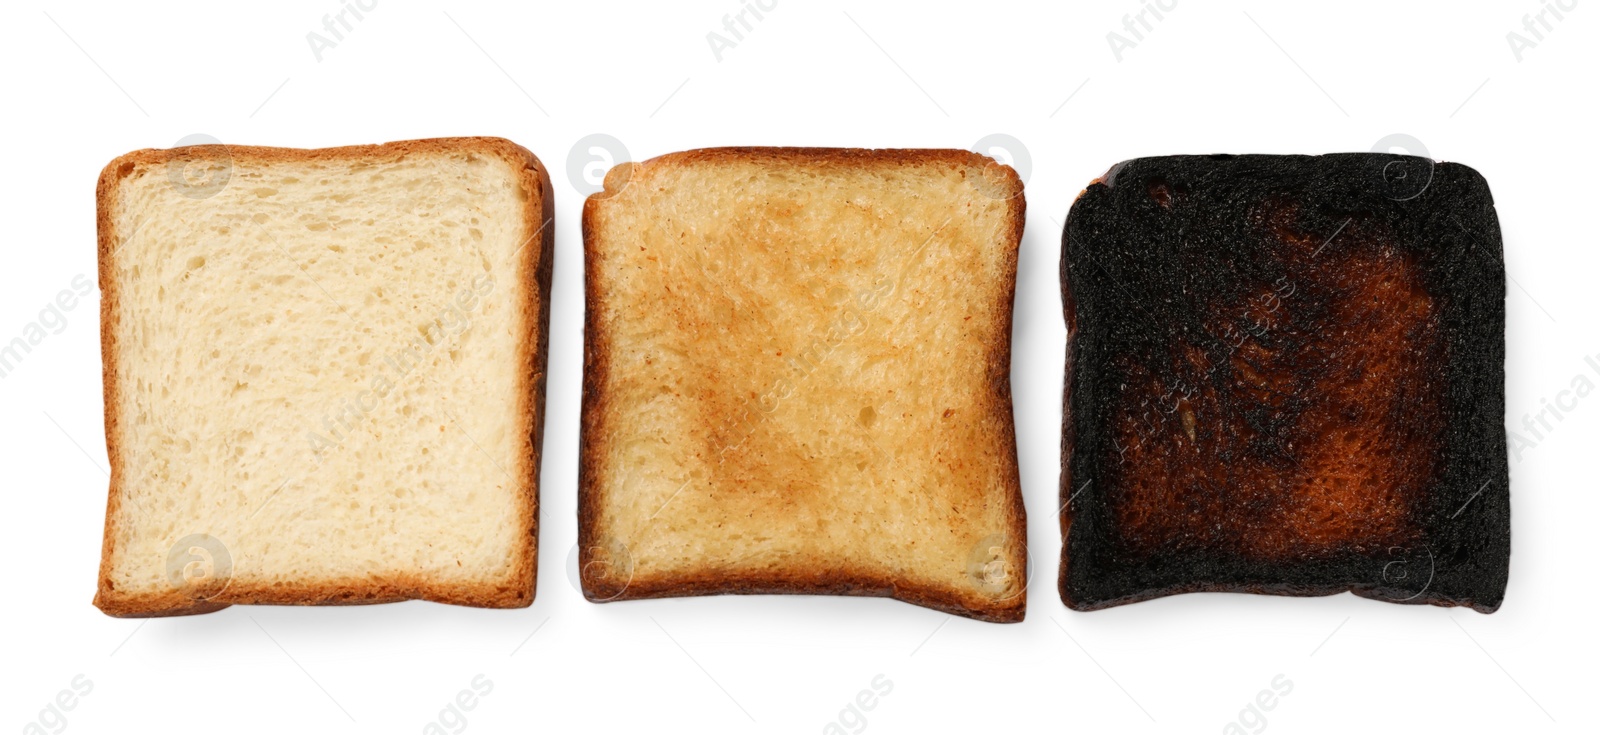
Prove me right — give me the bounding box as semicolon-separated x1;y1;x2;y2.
1061;154;1508;612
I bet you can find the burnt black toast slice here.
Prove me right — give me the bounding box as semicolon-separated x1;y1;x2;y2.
1060;154;1508;612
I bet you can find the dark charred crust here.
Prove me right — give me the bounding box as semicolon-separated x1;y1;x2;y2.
1060;154;1508;613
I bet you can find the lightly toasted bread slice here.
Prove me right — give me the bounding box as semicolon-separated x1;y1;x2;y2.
94;137;554;617
1060;154;1508;612
579;147;1027;622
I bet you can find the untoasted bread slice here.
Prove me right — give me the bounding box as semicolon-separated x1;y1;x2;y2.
94;137;554;617
579;147;1027;622
1060;154;1508;612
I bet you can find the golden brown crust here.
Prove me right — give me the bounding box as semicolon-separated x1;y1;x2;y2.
578;147;1026;623
93;137;552;617
590;146;1029;194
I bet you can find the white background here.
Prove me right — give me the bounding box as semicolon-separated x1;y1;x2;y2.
1;1;1592;732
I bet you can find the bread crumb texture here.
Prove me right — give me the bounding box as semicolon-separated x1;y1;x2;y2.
583;149;1025;620
97;139;542;614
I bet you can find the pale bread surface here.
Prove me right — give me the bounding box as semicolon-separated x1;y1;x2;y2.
94;137;552;617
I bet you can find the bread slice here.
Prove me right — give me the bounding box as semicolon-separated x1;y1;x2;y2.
94;137;554;617
1060;154;1508;612
579;147;1027;622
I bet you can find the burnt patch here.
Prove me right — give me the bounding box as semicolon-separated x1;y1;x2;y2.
1061;154;1507;612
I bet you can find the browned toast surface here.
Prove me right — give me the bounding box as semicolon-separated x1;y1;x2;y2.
580;147;1027;621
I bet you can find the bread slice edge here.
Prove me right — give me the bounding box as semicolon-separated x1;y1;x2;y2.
577;147;1027;622
92;137;554;617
